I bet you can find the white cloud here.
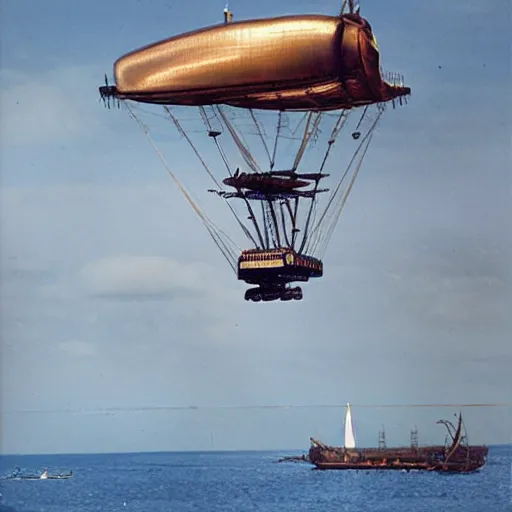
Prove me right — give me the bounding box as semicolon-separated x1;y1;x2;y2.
80;255;212;300
401;274;508;329
76;254;244;347
0;65;109;148
58;340;96;357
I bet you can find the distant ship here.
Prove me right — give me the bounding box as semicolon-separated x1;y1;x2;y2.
308;403;488;473
3;467;73;480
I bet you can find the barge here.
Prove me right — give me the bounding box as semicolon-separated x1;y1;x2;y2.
308;404;488;473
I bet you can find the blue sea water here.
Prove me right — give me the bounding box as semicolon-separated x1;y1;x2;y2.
0;446;510;512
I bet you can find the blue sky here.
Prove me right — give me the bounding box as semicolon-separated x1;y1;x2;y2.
1;0;511;454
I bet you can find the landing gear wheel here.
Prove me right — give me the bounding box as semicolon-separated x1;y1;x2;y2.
292;287;303;301
245;287;263;302
246;284;302;302
279;286;302;301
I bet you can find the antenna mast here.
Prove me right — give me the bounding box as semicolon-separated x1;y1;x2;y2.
224;4;233;23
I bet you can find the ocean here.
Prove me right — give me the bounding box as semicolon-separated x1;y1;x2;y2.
1;445;510;512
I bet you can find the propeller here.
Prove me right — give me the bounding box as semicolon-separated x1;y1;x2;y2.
99;74;120;109
104;74;111;109
339;0;359;16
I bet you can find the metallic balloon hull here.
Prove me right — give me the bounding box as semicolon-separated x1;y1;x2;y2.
110;14;410;111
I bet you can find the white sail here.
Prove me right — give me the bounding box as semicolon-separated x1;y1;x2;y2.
344;402;356;449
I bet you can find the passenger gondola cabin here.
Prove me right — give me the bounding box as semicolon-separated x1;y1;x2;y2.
238;248;323;302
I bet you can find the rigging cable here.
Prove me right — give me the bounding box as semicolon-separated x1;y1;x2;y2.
298;109;350;254
163;106;223;189
310;125;376;258
292;112;323;171
164;106;260;249
199;106;233;176
212;106;274;249
270;111;283;170
216;106;262;174
124;103;239;273
307;107;383;257
318;106;384;256
249;109;273;167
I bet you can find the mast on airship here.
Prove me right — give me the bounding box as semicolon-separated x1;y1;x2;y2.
224;4;233;23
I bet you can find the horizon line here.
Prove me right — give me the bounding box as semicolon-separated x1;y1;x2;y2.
3;402;511;415
1;444;510;458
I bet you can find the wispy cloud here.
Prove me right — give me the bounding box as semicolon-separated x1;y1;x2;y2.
0;65;108;148
80;256;210;300
58;340;97;357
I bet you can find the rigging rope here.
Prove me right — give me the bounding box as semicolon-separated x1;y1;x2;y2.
249;109;273;167
124;103;239;273
164;107;223;190
307;107;383;257
216;106;262;173
270;111;283;169
292;112;323;171
199;106;233;176
314;120;377;259
298;110;350;254
127;98;382;265
165;106;259;248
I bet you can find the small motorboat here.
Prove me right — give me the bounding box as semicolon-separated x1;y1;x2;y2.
2;467;73;480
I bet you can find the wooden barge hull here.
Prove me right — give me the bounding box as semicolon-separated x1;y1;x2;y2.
313;460;485;472
309;441;489;473
306;412;487;473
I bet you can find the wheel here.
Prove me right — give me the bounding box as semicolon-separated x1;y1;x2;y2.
263;290;281;301
245;287;263;301
280;287;292;300
292;287;303;300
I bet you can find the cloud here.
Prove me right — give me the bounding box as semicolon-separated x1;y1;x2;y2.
58;340;96;357
0;183;244;344
401;274;508;329
79;255;212;300
0;65;110;148
76;255;244;348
